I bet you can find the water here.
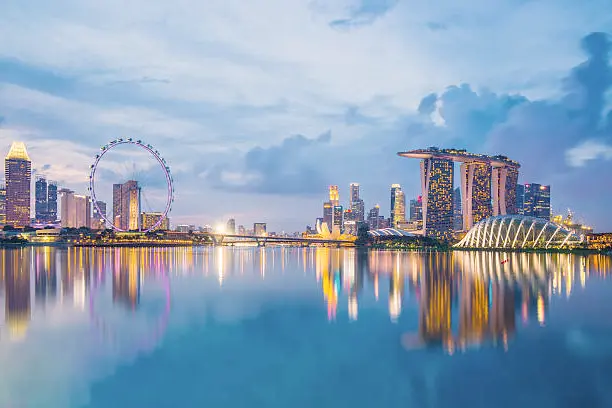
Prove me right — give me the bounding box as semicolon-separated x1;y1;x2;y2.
1;247;612;408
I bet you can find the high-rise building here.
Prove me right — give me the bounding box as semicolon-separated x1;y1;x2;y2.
237;225;246;235
409;196;423;231
5;142;32;227
516;184;525;215
390;184;402;226
392;188;406;228
453;188;463;231
329;185;340;206
349;183;365;223
333;205;343;231
141;212;169;231
523;184;551;220
93;201;107;229
47;181;58;222
113;180;141;230
35;176;48;223
323;201;333;229
0;182;6;225
367;205;380;229
460;162;492;230
492;165;519;216
421;158;454;240
60;189;91;228
226;218;236;234
254;223;267;236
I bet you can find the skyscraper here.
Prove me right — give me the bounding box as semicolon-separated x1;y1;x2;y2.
409;196;423;225
47;181;58;222
492;164;519;216
329;185;340;206
453;188;463;231
0;182;6;225
460;162;492;230
254;223;267;236
60;189;91;228
421;158;454;240
349;183;365;223
323;201;333;229
516;184;525;215
113;180;141;230
390;186;406;228
367;205;380;229
5;142;32;227
523;184;550;220
333;205;343;231
35;176;48;223
141;212;169;231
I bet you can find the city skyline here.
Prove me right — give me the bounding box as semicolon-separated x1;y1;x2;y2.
0;5;611;231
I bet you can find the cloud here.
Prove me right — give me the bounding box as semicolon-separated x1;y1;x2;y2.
566;139;612;167
426;22;448;31
329;0;399;29
206;132;333;195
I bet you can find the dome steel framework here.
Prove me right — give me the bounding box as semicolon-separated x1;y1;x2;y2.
454;215;583;249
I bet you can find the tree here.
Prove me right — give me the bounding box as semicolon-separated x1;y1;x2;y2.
355;223;371;247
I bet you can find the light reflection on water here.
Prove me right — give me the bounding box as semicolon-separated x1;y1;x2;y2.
1;247;611;407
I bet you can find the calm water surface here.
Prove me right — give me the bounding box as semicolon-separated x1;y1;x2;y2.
1;247;612;407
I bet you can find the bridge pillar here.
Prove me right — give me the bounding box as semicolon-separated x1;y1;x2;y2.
212;235;225;246
256;238;266;247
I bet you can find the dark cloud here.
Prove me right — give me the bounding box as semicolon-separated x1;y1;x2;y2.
207;132;332;195
330;0;398;29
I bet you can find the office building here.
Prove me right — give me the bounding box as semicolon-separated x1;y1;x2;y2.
47;181;57;222
367;205;380;229
237;225;246;235
113;180;141;230
523;184;551;220
516;184;525;215
409;197;422;223
60;189;91;228
5;142;32;227
349;183;365;223
323;201;333;229
0;182;6;225
226;218;236;234
329;185;340;206
333;205;343;231
350;183;360;205
35;176;48;223
453;188;463;231
390;184;403;227
254;222;267;236
344;220;357;236
93;201;107;229
460;161;492;230
141;212;169;231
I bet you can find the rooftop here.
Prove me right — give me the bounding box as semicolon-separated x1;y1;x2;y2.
397;147;519;167
6;141;31;161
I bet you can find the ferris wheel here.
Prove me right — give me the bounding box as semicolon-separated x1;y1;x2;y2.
88;138;175;232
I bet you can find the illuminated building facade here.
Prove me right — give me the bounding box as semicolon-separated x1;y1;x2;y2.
35;176;48;223
329;185;339;206
453;188;462;231
516;183;525;215
398;148;520;239
492;164;519;216
254;222;267;236
5;141;32;227
390;184;406;228
60;189;92;228
460;161;492;230
409;196;423;227
140;212;169;231
226;218;236;234
523;184;551;220
0;182;5;225
333;205;343;231
421;158;454;240
113;180;141;230
349;183;365;223
367;205;380;229
93;200;106;229
47;181;57;222
323;201;333;229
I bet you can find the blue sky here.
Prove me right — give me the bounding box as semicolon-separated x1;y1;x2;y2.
0;0;611;231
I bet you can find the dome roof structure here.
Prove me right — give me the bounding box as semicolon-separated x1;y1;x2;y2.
454;215;583;249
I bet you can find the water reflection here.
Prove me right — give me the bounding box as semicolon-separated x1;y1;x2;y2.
0;247;611;350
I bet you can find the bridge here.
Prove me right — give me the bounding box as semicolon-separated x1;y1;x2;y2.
194;233;354;247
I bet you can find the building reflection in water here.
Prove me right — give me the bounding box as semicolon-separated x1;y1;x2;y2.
4;249;31;341
112;249;141;310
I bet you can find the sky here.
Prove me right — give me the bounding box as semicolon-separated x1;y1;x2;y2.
0;0;611;232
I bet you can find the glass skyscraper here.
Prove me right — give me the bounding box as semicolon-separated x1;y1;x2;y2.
390;184;405;227
47;181;58;222
516;184;525;215
523;184;551;220
421;158;454;240
113;180;141;230
5;142;32;227
35;176;48;223
0;182;6;225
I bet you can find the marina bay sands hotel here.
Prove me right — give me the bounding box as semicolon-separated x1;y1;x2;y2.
398;148;520;240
